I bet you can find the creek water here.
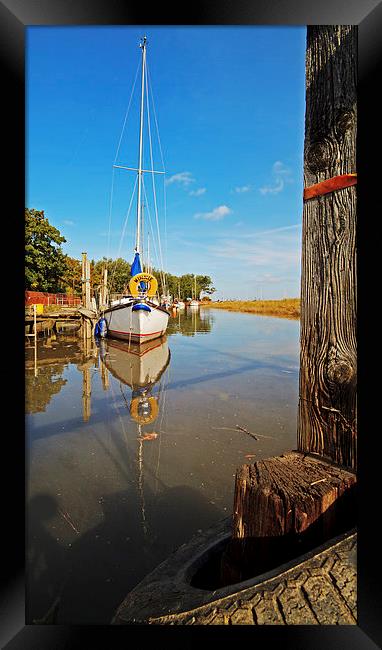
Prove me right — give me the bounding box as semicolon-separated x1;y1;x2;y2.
25;306;300;624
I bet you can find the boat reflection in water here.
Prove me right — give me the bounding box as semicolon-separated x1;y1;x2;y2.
98;335;171;535
99;335;170;392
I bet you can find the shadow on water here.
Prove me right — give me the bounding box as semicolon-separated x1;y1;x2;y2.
27;483;222;625
26;495;68;624
167;356;295;392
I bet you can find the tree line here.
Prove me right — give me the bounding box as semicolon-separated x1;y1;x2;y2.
25;208;216;300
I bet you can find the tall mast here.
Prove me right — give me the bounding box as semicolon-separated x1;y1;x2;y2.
136;35;147;255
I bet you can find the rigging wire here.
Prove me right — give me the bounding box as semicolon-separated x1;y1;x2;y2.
106;167;116;263
114;61;140;165
144;62;167;297
147;63;168;284
106;45;168;299
141;178;166;295
108;174;138;294
106;58;140;277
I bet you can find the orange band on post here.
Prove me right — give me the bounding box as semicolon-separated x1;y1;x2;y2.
303;173;357;200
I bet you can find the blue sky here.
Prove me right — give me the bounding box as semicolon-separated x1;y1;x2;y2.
26;25;306;300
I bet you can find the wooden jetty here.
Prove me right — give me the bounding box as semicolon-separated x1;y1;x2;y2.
25;309;82;335
25;253;99;338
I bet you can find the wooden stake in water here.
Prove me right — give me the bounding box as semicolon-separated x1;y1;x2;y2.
33;303;37;377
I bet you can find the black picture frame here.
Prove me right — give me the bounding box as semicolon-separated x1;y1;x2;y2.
2;0;380;647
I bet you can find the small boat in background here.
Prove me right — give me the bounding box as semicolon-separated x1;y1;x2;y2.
189;276;199;308
174;282;185;309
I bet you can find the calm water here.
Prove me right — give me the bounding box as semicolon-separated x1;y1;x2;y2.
26;307;300;624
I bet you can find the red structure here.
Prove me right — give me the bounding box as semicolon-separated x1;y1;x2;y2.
25;291;81;307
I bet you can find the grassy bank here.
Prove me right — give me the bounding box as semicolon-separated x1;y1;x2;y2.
202;298;300;319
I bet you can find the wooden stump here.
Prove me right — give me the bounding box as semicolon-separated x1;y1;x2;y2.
221;451;356;585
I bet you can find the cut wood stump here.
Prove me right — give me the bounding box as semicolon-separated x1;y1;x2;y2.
221;451;356;585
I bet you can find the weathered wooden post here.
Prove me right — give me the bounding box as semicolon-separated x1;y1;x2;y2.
33;303;37;377
81;252;92;310
81;252;93;339
298;25;357;471
221;26;357;585
81;252;87;308
99;265;108;311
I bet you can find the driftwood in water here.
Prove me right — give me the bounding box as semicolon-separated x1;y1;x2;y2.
221;451;356;585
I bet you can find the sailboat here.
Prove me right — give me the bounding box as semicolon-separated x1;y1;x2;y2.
189;276;199;308
102;36;170;344
173;281;185;310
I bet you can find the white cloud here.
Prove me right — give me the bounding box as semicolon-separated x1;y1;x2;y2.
259;178;284;195
234;185;251;194
194;205;232;221
207;223;301;272
189;187;206;196
272;161;291;176
165;171;194;186
259;160;293;195
63;219;75;226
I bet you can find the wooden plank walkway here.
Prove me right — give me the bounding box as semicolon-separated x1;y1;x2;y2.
25;307;96;335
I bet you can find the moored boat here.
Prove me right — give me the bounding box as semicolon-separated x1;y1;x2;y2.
101;36;170;344
188;276;199;308
103;295;169;343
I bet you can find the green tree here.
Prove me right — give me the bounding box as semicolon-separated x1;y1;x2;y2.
25;208;68;292
106;257;132;294
62;256;82;295
174;274;215;300
195;275;216;299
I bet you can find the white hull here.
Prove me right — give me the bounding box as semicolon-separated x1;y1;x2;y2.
104;301;169;343
100;336;170;389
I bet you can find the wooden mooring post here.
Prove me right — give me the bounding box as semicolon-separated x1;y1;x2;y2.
81;252;94;339
81;252;91;311
25;303;38;377
222;26;357;584
99;265;108;311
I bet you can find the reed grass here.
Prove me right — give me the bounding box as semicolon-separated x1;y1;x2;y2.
202;298;300;319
